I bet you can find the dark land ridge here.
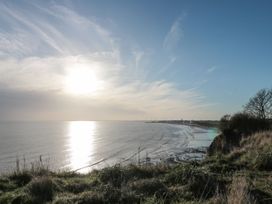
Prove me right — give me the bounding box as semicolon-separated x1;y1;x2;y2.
148;120;219;129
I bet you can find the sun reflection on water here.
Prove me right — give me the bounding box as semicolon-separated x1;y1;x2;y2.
67;121;96;172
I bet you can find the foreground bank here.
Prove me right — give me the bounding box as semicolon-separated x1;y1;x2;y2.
0;130;271;204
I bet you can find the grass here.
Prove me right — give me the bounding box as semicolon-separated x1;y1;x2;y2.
0;132;271;203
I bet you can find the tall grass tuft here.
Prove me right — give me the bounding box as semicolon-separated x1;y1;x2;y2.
227;176;254;204
27;176;55;202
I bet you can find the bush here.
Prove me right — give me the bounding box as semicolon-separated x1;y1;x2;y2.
164;163;225;199
96;165;122;187
219;115;231;133
252;146;272;171
27;176;55;202
73;191;104;204
8;171;32;187
0;178;17;192
64;178;93;194
164;164;197;185
129;178;168;197
123;165;166;181
220;113;270;137
0;191;32;204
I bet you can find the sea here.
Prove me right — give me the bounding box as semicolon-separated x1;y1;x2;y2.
0;121;218;173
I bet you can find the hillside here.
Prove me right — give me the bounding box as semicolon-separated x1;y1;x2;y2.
0;131;271;204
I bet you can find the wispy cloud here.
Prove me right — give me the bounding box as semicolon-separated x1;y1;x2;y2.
0;54;215;120
0;2;216;120
0;3;66;55
163;16;183;51
155;56;177;77
0;1;114;57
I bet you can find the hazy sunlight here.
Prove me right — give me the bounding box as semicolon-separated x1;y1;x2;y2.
65;64;101;95
67;121;96;172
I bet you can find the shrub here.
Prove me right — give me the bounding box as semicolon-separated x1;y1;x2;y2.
238;131;272;170
27;176;54;202
97;165;122;187
248;188;272;204
0;178;17;192
123;164;167;181
186;171;223;199
119;191;140;204
165;163;225;199
8;171;32;187
252;146;272;171
129;178;167;197
73;191;104;204
0;191;32;204
94;184;122;203
164;164;197;185
220;113;270;136
64;178;93;194
10;193;32;204
232;113;269;134
219;115;231;133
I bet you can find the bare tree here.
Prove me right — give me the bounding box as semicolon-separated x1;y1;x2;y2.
244;88;272;119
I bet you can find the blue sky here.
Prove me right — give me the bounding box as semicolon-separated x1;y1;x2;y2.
0;0;271;121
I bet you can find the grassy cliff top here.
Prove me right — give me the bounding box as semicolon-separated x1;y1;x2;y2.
0;131;271;204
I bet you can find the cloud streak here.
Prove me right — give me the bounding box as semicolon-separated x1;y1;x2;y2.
0;1;114;57
163;16;183;51
0;2;216;120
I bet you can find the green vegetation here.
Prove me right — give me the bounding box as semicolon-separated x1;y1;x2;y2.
208;112;271;155
1;131;271;204
208;88;272;156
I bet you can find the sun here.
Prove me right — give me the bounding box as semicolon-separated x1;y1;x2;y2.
64;64;101;95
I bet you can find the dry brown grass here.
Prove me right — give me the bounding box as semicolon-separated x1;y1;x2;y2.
227;176;254;204
241;131;272;148
226;131;272;168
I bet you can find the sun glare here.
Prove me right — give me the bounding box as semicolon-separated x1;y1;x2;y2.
67;121;96;172
65;64;102;95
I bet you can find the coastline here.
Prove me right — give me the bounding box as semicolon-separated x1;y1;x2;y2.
1;131;271;203
147;120;220;129
139;121;219;166
0;121;217;174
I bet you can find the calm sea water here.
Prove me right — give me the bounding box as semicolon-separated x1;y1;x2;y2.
0;121;217;173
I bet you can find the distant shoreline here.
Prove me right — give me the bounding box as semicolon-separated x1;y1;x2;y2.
147;120;219;129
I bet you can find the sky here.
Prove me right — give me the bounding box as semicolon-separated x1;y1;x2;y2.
0;0;272;121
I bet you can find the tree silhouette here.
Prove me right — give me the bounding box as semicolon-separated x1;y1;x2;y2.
244;88;272;119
